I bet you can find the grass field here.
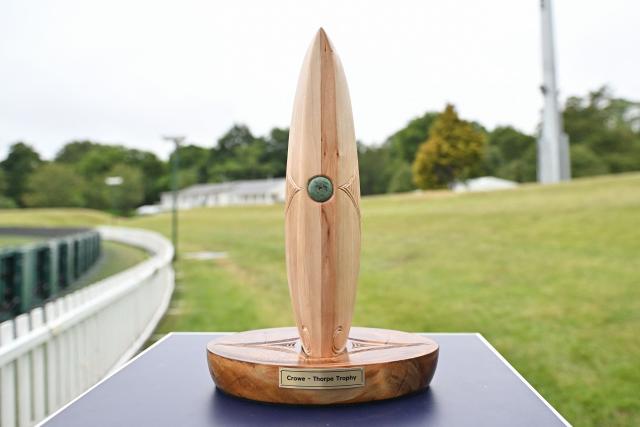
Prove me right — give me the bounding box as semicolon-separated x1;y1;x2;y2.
73;241;148;287
0;235;43;247
1;173;638;426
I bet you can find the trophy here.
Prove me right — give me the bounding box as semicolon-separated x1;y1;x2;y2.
207;29;438;405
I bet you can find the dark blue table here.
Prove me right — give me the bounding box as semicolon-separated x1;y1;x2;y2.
41;333;570;426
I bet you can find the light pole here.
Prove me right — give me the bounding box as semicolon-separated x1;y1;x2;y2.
163;136;185;261
105;176;123;222
538;0;570;183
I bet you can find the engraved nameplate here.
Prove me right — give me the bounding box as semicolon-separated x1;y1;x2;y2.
279;367;365;389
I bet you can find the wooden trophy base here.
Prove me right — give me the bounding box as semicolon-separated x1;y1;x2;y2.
207;327;438;405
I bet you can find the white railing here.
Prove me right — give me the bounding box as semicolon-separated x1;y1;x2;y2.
0;226;174;427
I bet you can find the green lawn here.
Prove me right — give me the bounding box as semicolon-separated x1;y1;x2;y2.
1;173;638;426
0;235;42;247
73;241;148;288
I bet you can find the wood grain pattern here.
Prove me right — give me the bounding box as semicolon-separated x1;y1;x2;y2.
286;29;360;358
207;327;438;405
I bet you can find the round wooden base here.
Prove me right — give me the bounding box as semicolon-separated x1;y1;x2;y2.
207;327;438;405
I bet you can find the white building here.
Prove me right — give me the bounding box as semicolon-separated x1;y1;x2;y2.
160;178;286;211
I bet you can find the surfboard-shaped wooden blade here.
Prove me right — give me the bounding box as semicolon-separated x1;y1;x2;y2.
285;29;360;359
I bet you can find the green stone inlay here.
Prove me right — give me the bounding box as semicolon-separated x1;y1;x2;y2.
307;175;333;203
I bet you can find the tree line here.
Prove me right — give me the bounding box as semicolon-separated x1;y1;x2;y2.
1;86;638;214
362;86;640;194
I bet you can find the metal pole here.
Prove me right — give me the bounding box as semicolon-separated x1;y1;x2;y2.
105;176;123;223
163;136;184;261
171;144;179;261
111;186;116;222
538;0;570;183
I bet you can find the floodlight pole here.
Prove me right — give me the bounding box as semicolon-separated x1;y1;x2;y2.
538;0;570;183
163;136;185;261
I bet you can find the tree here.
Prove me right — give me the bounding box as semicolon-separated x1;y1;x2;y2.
262;127;289;177
387;162;414;193
168;144;209;187
484;126;537;182
126;149;166;205
23;164;86;207
0;169;7;195
54;140;99;163
208;140;275;181
386;112;439;163
0;142;42;206
171;145;209;171
75;145;128;177
103;164;145;215
412;104;486;189
213;124;256;161
159;144;209;192
357;142;394;195
563;86;640;174
570;145;609;178
0;170;16;208
56;140;166;206
0;197;16;209
206;124;284;182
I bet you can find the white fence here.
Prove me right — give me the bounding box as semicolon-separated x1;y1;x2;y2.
0;226;174;427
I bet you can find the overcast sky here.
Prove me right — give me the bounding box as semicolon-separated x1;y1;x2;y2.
1;0;639;160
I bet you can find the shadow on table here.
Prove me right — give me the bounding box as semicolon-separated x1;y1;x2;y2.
208;388;439;426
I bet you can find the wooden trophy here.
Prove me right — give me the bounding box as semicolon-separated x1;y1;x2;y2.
207;29;438;405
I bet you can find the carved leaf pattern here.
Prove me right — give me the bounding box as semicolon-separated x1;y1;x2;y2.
219;334;424;356
338;173;360;217
285;175;302;214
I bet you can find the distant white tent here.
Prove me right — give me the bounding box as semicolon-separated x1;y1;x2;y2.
452;176;518;193
136;205;163;216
